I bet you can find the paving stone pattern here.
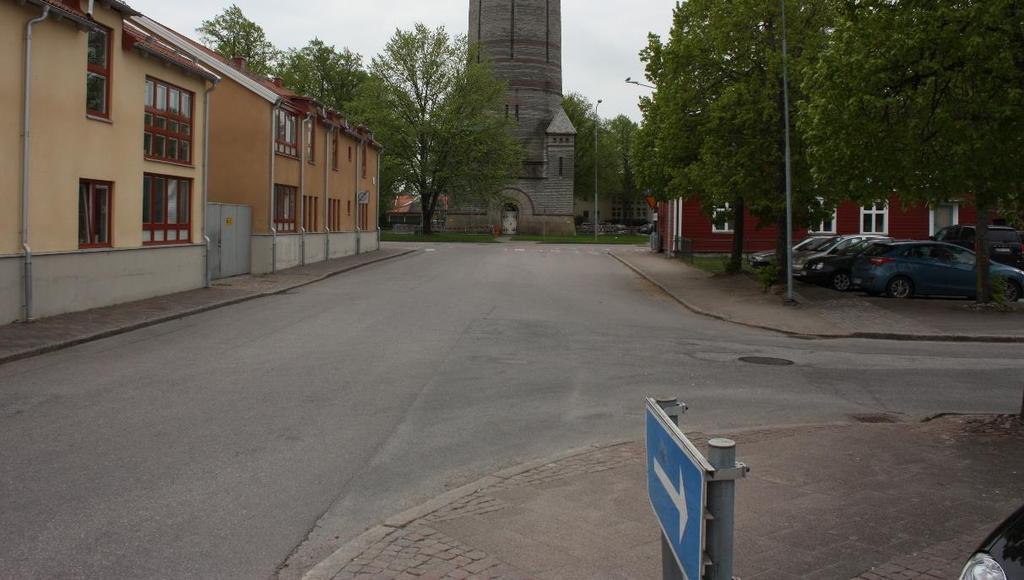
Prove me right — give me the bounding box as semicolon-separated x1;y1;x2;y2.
326;419;1024;580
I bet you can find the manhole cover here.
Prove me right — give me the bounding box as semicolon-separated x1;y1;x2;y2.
739;356;795;366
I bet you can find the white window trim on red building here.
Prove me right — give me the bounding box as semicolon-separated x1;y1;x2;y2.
860;203;889;235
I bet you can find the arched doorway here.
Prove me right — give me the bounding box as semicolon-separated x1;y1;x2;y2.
502;203;519;235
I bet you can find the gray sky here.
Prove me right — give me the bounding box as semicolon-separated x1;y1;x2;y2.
130;1;672;122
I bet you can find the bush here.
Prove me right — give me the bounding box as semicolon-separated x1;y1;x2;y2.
992;276;1009;306
757;263;781;293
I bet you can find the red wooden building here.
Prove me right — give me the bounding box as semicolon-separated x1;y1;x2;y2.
656;196;971;254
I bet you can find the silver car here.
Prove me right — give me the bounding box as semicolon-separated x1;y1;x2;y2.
748;236;839;269
793;235;891;274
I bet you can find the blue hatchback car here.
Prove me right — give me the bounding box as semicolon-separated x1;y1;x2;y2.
851;241;1024;302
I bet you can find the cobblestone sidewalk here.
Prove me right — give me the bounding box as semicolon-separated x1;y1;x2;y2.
0;248;415;365
303;417;1024;580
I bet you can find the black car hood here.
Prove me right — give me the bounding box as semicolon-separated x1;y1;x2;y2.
981;505;1024;576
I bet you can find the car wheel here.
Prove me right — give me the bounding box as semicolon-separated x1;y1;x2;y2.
831;271;853;292
886;276;914;299
1006;281;1022;303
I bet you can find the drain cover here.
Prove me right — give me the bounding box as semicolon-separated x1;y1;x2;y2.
739;356;795;366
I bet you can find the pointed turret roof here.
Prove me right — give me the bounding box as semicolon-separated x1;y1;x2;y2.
546;106;577;135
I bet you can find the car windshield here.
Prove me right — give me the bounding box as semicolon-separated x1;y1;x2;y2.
795;236;836;251
837;239;874;256
815;236;847;253
826;237;862;254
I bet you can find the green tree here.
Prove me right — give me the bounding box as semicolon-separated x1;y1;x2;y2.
349;25;522;235
803;0;1024;302
635;0;836;272
276;39;368;111
197;5;279;77
606;115;642;222
562;93;621;225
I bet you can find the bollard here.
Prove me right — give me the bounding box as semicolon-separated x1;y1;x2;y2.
655;397;686;580
706;439;738;580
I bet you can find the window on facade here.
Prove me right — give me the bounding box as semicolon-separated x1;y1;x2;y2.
358;202;370;230
302;196;319;231
515;104;520;121
305;120;315;164
142;174;191;244
276;110;299;156
861;202;888;234
86;26;112;118
329;199;342;230
347;200;352;216
558;157;564;177
712;203;733;233
931;203;958;235
274;184;298;232
332;134;339;171
79;180;112;248
809;198;837;234
361;146;368;178
348;146;353;162
145;78;193;164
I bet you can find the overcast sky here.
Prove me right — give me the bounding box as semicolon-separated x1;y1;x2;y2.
130;1;672;122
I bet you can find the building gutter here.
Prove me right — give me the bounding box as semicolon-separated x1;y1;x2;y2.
323;110;331;260
376;144;383;247
300;112;313;266
201;79;218;287
355;136;362;255
21;5;50;322
270;101;281;273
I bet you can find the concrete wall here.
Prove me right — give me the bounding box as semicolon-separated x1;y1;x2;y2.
0;245;203;323
305;233;327;264
328;232;358;259
358;231;380;253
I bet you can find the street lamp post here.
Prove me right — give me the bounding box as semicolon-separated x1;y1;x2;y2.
625;77;656;90
594;99;603;241
781;0;795;304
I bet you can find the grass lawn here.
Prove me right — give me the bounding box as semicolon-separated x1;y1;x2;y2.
380;232;498;243
510;234;649;245
691;256;756;275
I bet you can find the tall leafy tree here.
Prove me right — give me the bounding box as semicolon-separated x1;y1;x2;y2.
276;39;368;111
562;94;620;214
197;5;279;77
606;115;642;222
349;25;522;235
635;0;836;272
803;0;1024;302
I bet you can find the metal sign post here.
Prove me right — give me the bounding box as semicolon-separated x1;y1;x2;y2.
645;397;748;580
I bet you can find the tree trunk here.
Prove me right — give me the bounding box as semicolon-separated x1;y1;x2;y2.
421;193;435;235
975;201;992;303
729;197;745;273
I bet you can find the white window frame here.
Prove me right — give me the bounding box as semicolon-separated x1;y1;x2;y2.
860;202;889;235
809;198;837;234
712;203;733;234
929;203;959;236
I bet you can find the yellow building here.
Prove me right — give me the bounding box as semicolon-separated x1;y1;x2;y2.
136;17;382;276
3;0;219;322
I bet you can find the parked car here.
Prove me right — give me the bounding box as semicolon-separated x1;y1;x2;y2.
798;237;894;291
959;503;1023;580
638;222;655;235
933;225;1023;267
793;235;891;274
748;235;839;269
851;241;1024;301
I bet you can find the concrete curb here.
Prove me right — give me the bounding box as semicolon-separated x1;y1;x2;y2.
608;251;1024;344
300;440;633;580
0;249;418;367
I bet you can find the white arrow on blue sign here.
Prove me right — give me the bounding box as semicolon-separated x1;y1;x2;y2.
645;398;713;580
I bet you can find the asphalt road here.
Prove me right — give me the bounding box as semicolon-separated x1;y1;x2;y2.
1;242;1021;579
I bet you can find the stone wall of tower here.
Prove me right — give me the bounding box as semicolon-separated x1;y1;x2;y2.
464;0;575;235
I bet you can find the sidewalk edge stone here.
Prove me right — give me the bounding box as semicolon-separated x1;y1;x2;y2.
301;525;394;580
608;251;1024;344
0;249;418;367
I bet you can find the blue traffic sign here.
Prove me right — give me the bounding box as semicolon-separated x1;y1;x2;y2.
646;399;712;580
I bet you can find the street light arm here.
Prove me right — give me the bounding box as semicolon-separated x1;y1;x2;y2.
625;78;657;90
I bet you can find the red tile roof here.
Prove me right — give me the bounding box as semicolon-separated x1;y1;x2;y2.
122;19;218;82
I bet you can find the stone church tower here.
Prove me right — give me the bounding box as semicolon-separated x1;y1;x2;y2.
449;0;577;236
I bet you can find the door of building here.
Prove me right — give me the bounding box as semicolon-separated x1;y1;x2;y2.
207;203;252;280
502;204;519;235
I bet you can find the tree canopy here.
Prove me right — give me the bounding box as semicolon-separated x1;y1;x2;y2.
348;25;522;235
276;39;368;112
197;5;279;77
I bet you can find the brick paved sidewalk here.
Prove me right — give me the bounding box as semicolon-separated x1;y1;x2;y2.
300;417;1024;580
610;250;1024;341
0;248;415;365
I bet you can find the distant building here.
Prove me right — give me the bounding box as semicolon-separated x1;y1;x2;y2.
447;0;577;236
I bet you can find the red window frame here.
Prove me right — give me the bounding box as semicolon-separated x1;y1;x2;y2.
328;199;342;230
348;146;352;162
361;145;368;178
332;134;339;171
302;195;319;231
145;77;194;165
274;184;298;232
305;120;316;164
276;110;299;157
143;174;192;245
79;179;113;248
86;24;112;119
